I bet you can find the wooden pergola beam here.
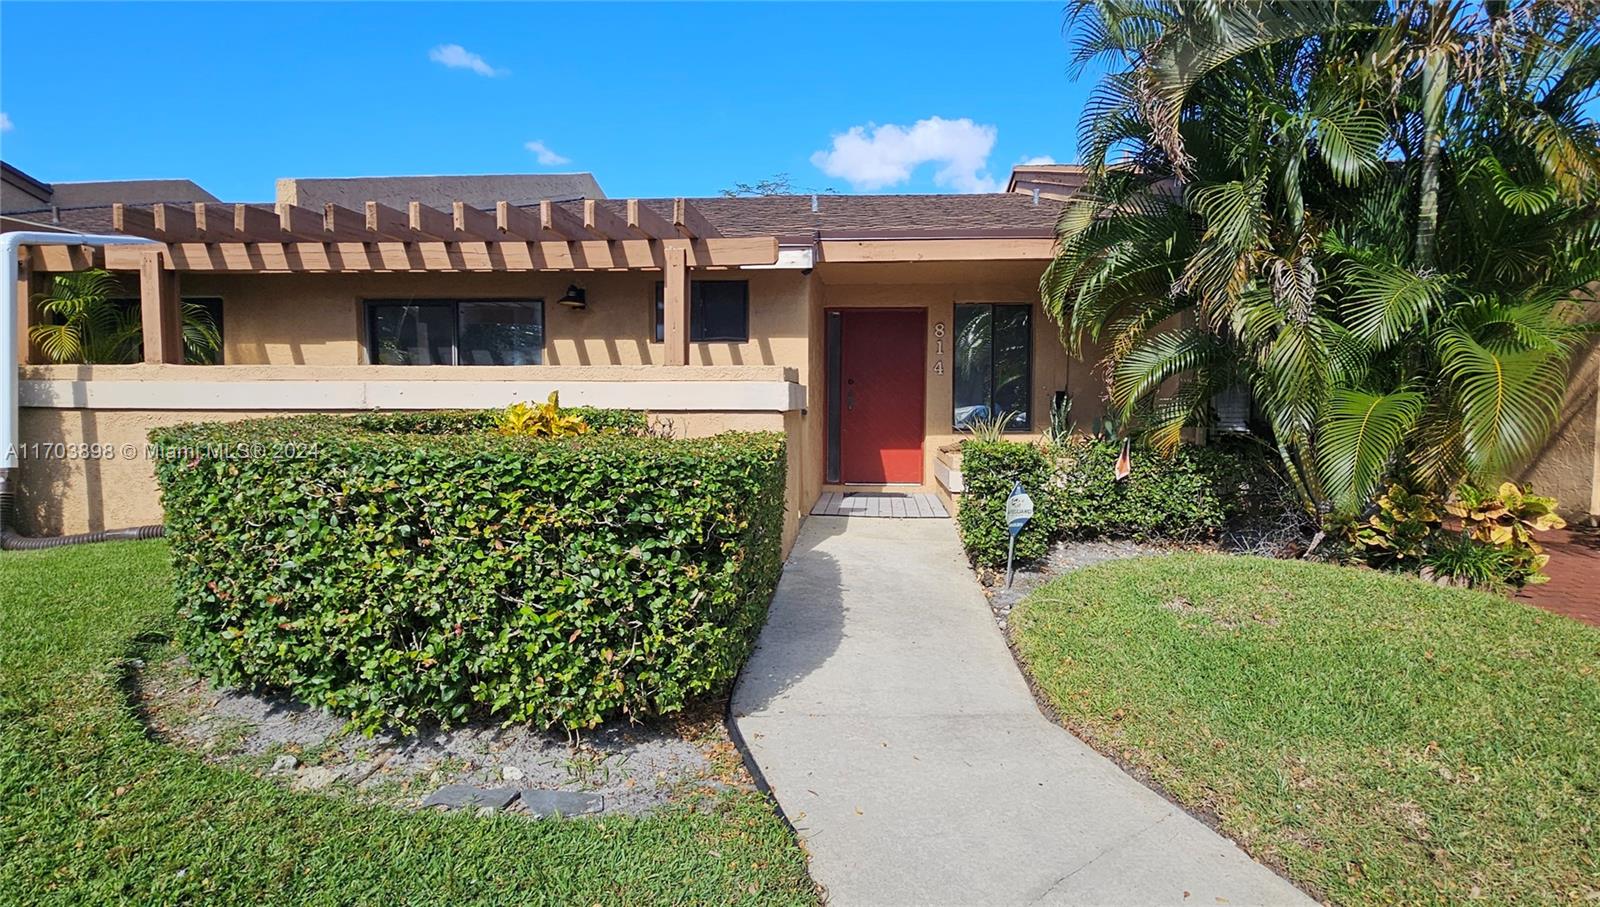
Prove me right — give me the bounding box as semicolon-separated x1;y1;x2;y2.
138;248;183;364
538;200;594;240
626;199;674;240
408;202;455;240
278;203;325;240
15;253;44;364
322;203;375;241
152;204;202;242
453;202;497;240
194;203;249;241
112;203;155;238
672;199;720;240
584;200;637;240
363;202;412;241
496;201;540;240
235;204;291;239
662;243;690;365
54;236;780;273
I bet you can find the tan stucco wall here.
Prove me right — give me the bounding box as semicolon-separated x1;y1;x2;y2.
17;407;261;535
16;405;805;552
182;270;809;371
1515;334;1600;520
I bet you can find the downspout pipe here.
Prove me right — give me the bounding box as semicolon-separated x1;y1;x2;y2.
2;230;167;549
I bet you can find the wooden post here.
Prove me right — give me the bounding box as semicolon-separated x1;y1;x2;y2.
663;243;689;366
139;249;183;364
16;253;44;364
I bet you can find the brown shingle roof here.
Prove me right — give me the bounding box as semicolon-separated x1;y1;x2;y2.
31;193;1067;240
592;194;1066;238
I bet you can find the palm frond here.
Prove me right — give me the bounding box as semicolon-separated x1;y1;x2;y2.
1438;327;1572;474
1339;256;1454;348
1318;387;1425;509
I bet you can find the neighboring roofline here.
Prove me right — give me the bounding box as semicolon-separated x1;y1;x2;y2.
1005;162;1086;194
2;161;54;198
0;214;72;233
816;226;1056;241
818;235;1057;263
280;171;597;181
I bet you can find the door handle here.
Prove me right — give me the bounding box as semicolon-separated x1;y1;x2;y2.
846;389;855;410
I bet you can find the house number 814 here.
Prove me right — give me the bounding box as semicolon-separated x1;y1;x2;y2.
933;322;946;375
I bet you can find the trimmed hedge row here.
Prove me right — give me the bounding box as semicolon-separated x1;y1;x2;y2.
958;437;1286;567
151;412;785;731
348;406;651;436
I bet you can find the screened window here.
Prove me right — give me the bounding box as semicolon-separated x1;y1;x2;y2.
653;280;749;342
366;300;543;365
953;303;1032;431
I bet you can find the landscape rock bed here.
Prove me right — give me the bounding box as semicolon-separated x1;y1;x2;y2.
977;540;1163;628
133;648;756;818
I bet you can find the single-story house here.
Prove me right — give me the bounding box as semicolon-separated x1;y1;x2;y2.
4;162;1596;552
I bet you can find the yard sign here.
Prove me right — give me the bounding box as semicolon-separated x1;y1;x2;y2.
1004;481;1034;588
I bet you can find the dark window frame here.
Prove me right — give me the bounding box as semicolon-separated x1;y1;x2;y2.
363;298;545;365
653;280;750;342
951;302;1033;432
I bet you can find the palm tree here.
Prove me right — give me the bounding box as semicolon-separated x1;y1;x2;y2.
31;268;222;365
1043;0;1599;517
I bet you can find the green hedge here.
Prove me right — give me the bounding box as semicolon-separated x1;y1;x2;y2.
347;406;650;436
150;412;785;731
958;437;1285;567
956;441;1062;566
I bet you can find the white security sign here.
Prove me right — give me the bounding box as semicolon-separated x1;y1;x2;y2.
1004;481;1034;588
1005;482;1034;537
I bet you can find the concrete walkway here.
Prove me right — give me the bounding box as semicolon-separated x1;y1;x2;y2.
732;517;1312;906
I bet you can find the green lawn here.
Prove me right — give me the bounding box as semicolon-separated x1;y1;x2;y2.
1013;553;1600;904
0;541;815;906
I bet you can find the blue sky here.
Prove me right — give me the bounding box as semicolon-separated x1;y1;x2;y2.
0;2;1101;201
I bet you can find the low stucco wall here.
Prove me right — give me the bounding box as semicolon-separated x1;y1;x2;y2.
13;367;808;552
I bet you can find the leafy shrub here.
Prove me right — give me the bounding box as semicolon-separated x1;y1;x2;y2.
151;413;785;732
1342;481;1567;588
957;441;1061;567
1351;485;1443;567
1421;532;1514;591
494;392;591;438
1050;438;1230;538
957;437;1285;567
349;406;647;436
1448;482;1566;586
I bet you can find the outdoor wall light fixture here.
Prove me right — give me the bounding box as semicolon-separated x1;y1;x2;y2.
557;284;587;309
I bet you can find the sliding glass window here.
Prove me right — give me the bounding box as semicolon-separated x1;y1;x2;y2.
366;300;544;365
952;303;1032;431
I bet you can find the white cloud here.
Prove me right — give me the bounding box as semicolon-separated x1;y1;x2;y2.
1019;155;1057;166
810;116;1001;193
524;140;570;166
428;44;505;77
0;113;12;133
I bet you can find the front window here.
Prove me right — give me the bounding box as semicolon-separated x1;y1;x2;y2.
653;280;750;342
366;300;544;365
953;303;1032;430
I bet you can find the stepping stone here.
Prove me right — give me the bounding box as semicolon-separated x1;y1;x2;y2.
421;784;519;811
515;790;604;818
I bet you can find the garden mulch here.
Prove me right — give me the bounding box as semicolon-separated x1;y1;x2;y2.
132;650;755;817
1515;524;1600;628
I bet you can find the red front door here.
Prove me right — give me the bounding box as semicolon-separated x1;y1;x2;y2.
837;309;925;484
